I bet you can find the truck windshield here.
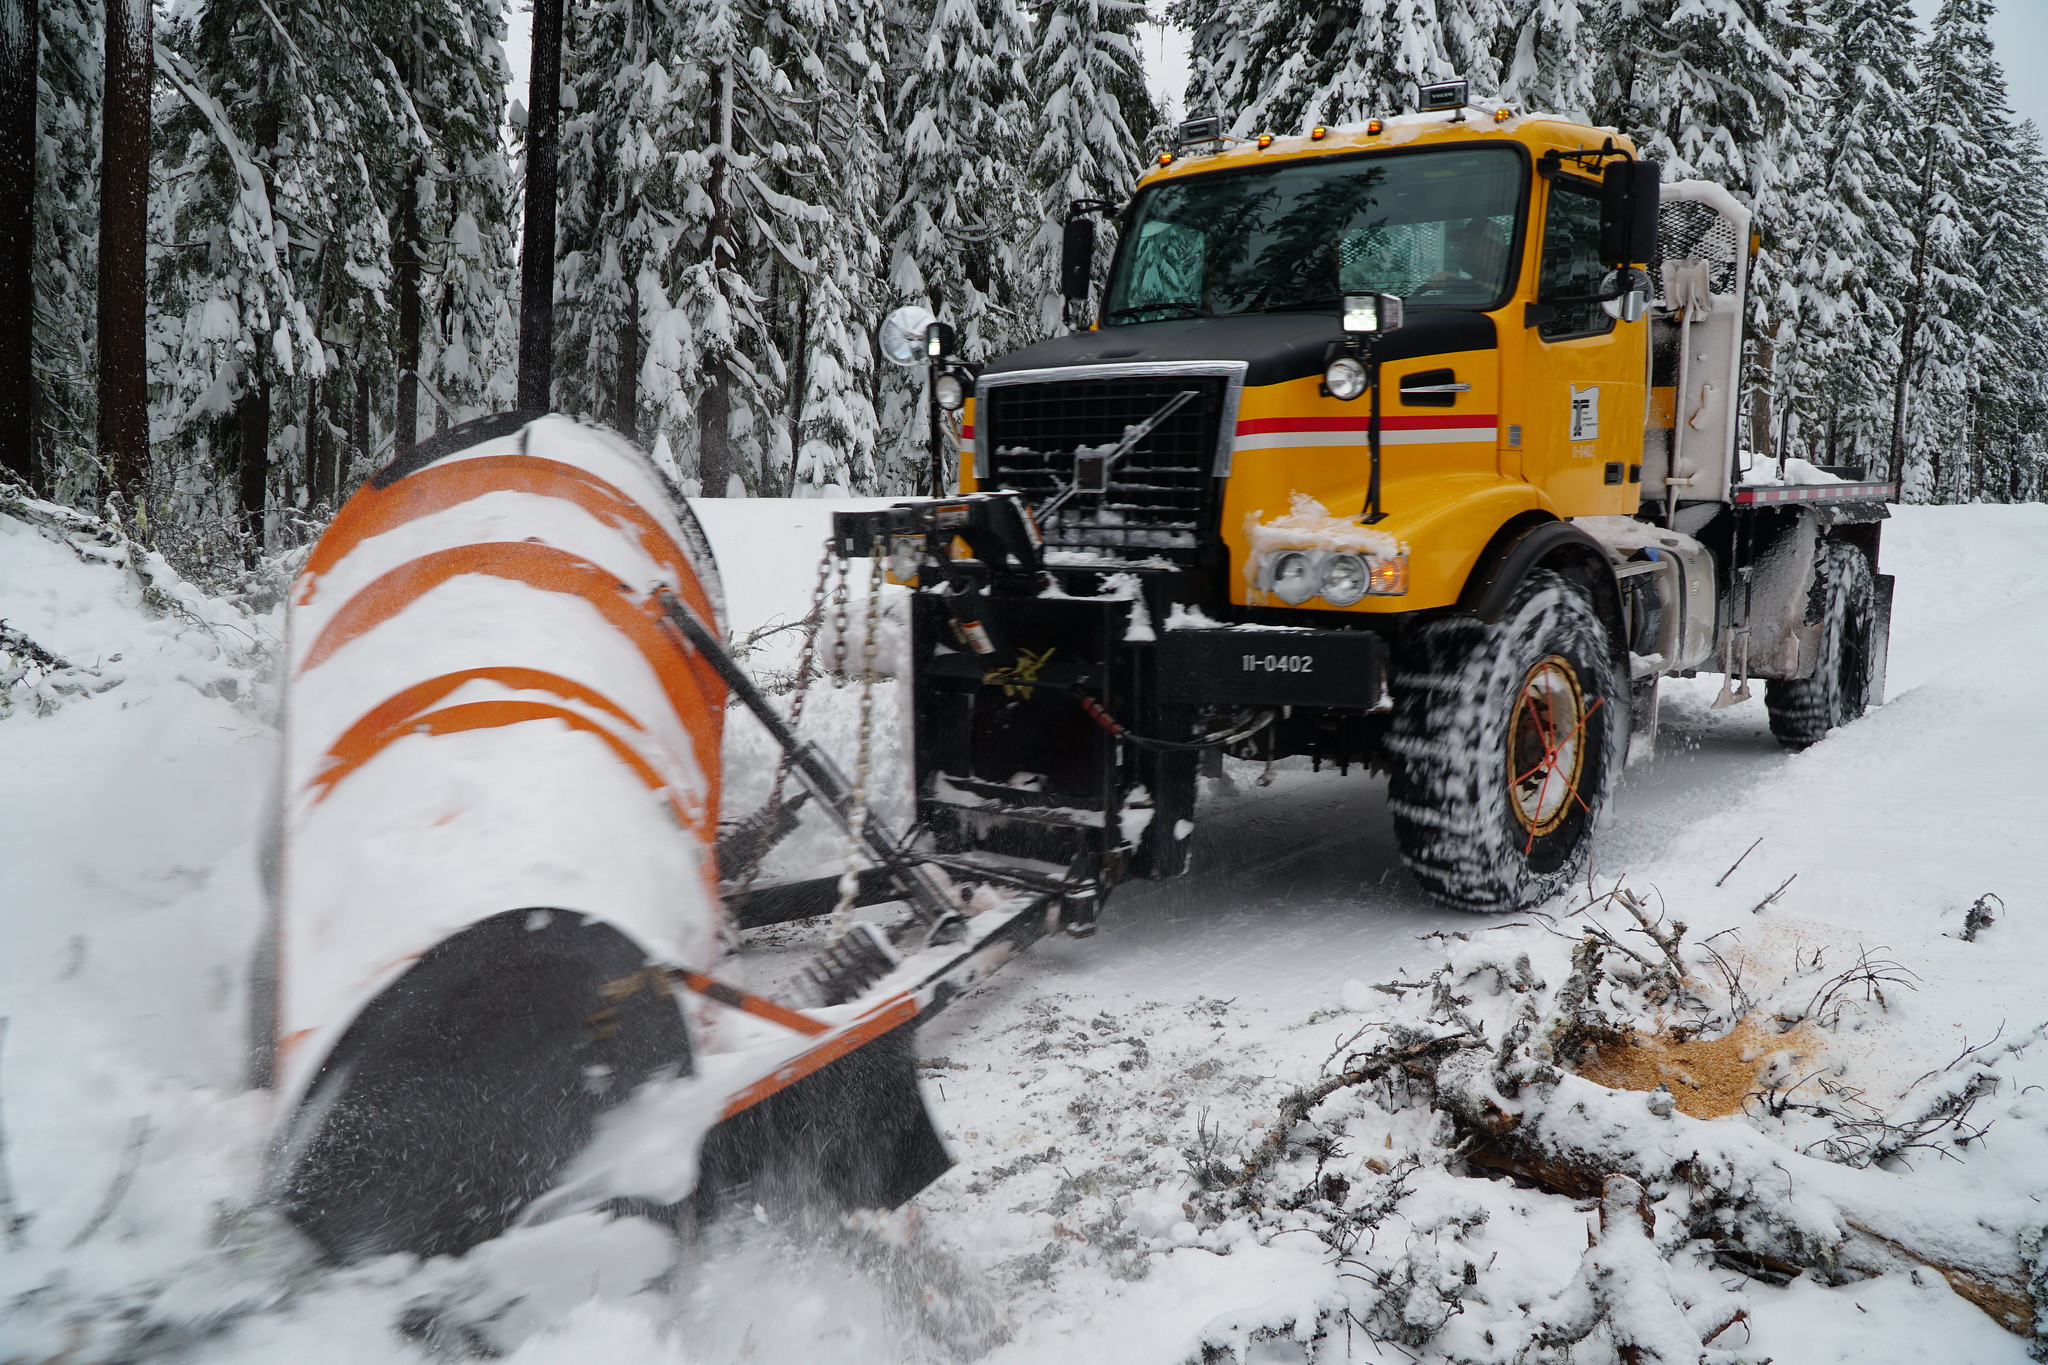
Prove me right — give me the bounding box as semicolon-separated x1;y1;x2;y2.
1103;145;1523;323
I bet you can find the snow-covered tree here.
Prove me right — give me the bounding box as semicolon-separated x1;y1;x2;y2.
1019;0;1155;339
26;0;99;502
1887;0;2001;494
382;0;516;478
1775;0;1919;477
877;0;1032;487
155;0;406;534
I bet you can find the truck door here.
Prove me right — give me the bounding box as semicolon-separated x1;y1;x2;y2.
1518;171;1646;515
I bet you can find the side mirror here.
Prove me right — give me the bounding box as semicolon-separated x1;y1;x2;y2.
1599;268;1652;323
880;305;939;366
1061;216;1096;302
1600;159;1661;267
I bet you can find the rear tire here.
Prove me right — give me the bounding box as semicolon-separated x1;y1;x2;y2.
1387;571;1623;912
1765;539;1876;750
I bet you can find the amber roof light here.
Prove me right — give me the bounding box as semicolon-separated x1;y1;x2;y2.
1257;134;1273;148
1366;119;1383;134
1158;152;1174;166
1310;126;1327;140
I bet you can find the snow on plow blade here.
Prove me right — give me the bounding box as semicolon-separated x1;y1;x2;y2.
265;412;946;1262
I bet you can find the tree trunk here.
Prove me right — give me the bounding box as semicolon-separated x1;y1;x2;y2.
516;0;563;412
696;61;734;496
616;283;639;443
237;359;269;547
0;0;37;487
395;166;421;453
352;367;370;487
97;0;150;505
1889;142;1938;493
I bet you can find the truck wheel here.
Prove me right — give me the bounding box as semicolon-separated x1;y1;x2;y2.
1765;539;1876;750
1387;570;1622;912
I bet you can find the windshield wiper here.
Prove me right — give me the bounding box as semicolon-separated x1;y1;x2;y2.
1105;301;1207;322
1256;294;1342;314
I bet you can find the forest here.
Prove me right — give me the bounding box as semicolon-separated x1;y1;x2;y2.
2;0;2041;588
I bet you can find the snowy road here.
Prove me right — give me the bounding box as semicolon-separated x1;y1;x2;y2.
3;498;2046;1363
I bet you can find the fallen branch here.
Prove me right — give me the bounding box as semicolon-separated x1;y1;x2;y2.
1236;1031;1478;1185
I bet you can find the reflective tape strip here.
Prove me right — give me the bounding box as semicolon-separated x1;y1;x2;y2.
1733;482;1895;504
1233;413;1499;452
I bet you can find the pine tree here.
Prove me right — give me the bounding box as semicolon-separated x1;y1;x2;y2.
878;0;1032;487
1888;0;2001;495
30;0;99;504
789;9;890;494
97;0;148;504
1192;0;1458;137
384;0;516;469
1019;0;1155;339
1776;0;1919;477
1;0;36;486
155;0;409;539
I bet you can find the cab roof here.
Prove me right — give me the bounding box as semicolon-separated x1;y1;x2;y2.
1138;112;1641;195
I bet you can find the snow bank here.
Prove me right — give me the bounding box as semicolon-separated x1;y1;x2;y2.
4;497;2047;1362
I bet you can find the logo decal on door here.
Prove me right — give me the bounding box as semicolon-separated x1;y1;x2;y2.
1570;386;1600;441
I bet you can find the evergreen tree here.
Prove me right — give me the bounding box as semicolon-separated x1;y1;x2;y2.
1020;0;1155;339
28;0;97;500
878;0;1032;487
1777;0;1918;477
155;0;405;535
1;0;36;486
385;0;516;473
1888;0;2001;495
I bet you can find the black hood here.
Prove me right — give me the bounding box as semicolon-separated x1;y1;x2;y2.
983;308;1498;389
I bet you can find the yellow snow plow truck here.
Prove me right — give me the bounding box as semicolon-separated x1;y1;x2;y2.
848;84;1895;916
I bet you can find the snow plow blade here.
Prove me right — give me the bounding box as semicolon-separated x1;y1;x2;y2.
265;412;1069;1264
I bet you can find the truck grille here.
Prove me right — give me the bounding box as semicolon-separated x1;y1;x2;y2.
980;374;1228;561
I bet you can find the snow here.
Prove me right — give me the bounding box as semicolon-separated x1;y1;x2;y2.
4;496;2048;1360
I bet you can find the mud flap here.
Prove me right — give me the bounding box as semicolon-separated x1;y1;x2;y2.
695;1024;951;1215
274;910;690;1264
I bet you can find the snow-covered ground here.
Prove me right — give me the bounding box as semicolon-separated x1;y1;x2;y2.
3;493;2046;1362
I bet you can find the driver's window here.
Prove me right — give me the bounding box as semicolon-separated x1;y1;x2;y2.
1538;179;1614;341
1122;219;1206;316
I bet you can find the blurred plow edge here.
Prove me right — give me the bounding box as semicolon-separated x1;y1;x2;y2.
257;411;1028;1264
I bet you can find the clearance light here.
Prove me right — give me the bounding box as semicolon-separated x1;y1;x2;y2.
1366;119;1383;134
1310;126;1327;140
1257;134;1273;148
1158;152;1174;166
1367;555;1409;597
1494;107;1513;122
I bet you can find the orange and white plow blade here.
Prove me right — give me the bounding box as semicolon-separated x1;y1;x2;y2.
266;412;735;1260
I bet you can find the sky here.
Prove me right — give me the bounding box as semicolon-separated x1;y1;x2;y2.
505;3;2047;144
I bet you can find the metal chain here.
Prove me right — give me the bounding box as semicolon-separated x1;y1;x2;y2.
729;539;837;901
828;540;853;687
831;538;886;933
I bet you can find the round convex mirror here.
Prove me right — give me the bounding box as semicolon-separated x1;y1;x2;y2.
1600;268;1653;323
879;305;940;367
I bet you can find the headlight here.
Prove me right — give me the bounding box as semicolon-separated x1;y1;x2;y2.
934;371;966;411
1319;553;1368;606
1323;355;1367;401
1271;551;1317;604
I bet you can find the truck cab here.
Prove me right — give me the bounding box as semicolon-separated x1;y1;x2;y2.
853;99;1894;915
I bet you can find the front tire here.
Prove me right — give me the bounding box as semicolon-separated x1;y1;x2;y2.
1765;538;1876;750
1387;571;1623;912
